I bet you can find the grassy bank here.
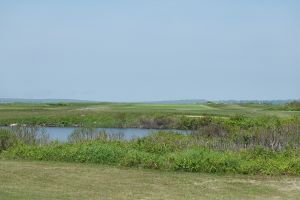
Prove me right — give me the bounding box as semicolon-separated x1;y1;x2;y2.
1;160;300;200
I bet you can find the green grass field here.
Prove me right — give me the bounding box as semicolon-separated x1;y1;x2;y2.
0;102;299;127
1;160;300;200
1;102;299;116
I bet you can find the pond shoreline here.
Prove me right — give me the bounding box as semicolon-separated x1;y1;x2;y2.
2;126;192;142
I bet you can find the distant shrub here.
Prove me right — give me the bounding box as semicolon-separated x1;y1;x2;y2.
285;101;300;111
137;114;177;129
179;116;213;130
192;122;228;138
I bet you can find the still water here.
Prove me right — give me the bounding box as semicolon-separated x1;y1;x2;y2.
41;127;191;142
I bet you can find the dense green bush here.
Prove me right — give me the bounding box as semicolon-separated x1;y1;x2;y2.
131;132;189;154
168;148;235;173
5;141;128;164
121;150;161;169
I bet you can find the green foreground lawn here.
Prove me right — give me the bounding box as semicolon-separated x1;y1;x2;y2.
1;160;300;200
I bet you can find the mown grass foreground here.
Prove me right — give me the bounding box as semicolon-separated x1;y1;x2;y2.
1;160;300;200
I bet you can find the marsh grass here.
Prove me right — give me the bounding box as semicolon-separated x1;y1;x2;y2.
68;127;124;143
2;116;300;175
0;129;15;151
0;126;49;151
190;116;300;151
10;126;50;145
3;128;300;175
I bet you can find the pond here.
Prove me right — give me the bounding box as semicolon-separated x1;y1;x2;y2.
36;127;191;142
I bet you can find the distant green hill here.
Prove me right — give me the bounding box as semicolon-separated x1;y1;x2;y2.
0;98;298;105
0;98;94;104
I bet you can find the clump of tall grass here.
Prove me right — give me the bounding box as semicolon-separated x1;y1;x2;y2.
10;126;49;145
68;127;124;143
0;126;49;151
0;129;15;151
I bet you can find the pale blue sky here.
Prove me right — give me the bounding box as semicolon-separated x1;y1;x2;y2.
0;0;299;101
